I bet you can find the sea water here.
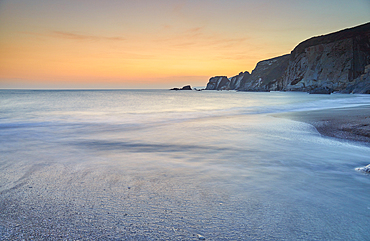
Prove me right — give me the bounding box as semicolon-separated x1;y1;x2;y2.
1;89;370;240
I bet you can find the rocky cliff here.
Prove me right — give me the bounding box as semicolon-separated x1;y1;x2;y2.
204;54;289;91
205;76;230;90
205;22;370;94
282;22;370;93
239;54;290;91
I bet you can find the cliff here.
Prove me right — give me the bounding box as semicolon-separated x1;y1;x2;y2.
282;22;370;93
204;72;253;90
239;54;290;91
205;22;370;94
205;76;230;90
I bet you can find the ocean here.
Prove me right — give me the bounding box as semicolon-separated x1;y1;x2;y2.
1;89;370;240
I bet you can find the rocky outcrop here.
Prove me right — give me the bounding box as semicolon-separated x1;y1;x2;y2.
204;22;370;94
342;64;370;94
229;71;251;90
170;85;192;90
239;55;290;91
205;76;230;90
204;72;252;91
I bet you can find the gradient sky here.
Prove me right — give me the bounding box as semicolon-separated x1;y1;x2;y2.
0;0;369;89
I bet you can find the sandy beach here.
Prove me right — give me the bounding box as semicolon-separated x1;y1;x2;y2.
274;105;370;145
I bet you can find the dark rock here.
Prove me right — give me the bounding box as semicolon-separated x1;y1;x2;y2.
181;85;192;90
170;85;192;90
279;22;370;92
197;234;206;240
205;76;230;90
229;71;251;90
309;87;333;94
344;66;370;94
205;55;290;92
239;55;290;91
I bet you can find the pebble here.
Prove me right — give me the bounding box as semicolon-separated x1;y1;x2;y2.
197;234;206;240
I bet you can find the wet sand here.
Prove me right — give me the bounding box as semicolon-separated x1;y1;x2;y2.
273;105;370;145
2;104;370;240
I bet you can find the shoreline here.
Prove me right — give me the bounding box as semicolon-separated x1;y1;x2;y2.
273;105;370;146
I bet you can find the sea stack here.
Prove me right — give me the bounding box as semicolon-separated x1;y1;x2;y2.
170;85;192;90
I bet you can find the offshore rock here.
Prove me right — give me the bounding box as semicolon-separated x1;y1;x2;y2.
180;85;192;90
170;85;192;90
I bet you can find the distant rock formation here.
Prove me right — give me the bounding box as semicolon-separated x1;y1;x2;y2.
205;22;370;94
239;55;290;91
229;71;251;90
170;85;192;90
205;76;230;90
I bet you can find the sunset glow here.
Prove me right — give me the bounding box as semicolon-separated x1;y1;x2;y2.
0;0;369;88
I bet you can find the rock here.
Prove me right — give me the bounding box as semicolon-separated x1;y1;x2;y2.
205;76;229;90
204;55;290;92
204;22;370;93
309;87;333;94
229;71;251;90
197;234;206;240
282;22;370;92
356;164;370;173
240;55;290;91
181;85;192;90
344;68;370;94
170;85;192;90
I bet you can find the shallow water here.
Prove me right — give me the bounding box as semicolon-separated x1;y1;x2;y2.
1;90;370;240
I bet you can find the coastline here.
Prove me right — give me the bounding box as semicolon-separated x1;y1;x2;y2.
273;105;370;146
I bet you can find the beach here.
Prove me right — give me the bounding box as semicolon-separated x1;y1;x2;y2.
274;105;370;145
1;90;370;240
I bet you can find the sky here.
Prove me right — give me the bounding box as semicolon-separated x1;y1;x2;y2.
0;0;369;89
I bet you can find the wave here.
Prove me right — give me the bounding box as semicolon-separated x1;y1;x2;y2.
1;91;369;133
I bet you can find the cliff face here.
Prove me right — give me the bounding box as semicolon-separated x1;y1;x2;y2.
239;54;290;91
204;55;289;91
205;22;370;94
282;39;354;92
205;73;251;90
343;64;370;94
229;71;251;90
282;23;370;93
205;76;230;90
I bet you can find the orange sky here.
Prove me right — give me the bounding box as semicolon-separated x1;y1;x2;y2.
0;0;369;88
